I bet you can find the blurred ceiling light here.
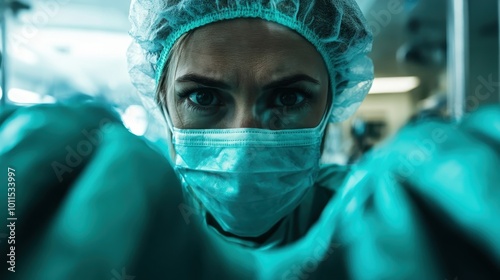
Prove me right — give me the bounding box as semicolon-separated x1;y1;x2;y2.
38;29;131;58
11;46;39;65
7;88;56;104
19;4;130;32
369;76;420;94
122;105;148;136
41;95;57;103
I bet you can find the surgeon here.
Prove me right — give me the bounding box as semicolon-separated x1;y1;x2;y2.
1;0;500;279
126;0;500;278
127;0;373;246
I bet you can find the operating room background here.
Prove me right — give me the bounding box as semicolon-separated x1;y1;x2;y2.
0;0;499;163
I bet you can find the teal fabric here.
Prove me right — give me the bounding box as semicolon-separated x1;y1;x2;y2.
333;105;500;279
0;103;255;280
1;103;500;279
127;0;374;122
196;164;349;249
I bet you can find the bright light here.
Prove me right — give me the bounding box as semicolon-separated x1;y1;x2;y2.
12;46;39;65
369;76;420;94
122;105;148;136
7;88;56;104
37;28;132;59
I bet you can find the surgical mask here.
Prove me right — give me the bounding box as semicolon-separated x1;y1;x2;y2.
167;112;330;238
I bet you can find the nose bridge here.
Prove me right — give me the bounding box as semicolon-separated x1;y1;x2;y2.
229;69;264;128
232;103;260;128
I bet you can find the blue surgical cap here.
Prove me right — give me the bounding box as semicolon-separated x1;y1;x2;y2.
127;0;374;122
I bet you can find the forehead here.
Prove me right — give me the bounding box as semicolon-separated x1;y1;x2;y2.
175;18;327;82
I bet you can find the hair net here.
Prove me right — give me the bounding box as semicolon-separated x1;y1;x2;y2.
127;0;374;123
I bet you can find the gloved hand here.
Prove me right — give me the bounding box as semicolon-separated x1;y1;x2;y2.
334;105;500;280
0;103;254;280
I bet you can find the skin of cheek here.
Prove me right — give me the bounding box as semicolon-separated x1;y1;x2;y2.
163;93;180;163
166;87;202;128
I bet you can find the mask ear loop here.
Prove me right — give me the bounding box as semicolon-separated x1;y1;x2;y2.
160;104;175;134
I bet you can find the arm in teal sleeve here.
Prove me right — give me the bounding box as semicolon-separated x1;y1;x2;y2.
0;103;256;279
335;105;500;280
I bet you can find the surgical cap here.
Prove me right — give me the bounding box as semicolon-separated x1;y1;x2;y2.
127;0;374;122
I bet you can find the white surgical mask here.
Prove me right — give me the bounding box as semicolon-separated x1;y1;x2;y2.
167;111;330;238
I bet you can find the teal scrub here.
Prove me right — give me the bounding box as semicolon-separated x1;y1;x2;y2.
1;103;499;279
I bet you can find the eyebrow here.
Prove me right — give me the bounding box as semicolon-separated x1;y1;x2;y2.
175;73;320;90
262;74;320;90
176;74;232;90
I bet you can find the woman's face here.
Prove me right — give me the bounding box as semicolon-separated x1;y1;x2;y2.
165;18;329;130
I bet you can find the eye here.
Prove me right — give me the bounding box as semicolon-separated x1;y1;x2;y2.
188;91;220;106
274;91;305;107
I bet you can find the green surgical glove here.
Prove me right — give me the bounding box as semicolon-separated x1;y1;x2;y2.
0;103;255;280
336;105;500;280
